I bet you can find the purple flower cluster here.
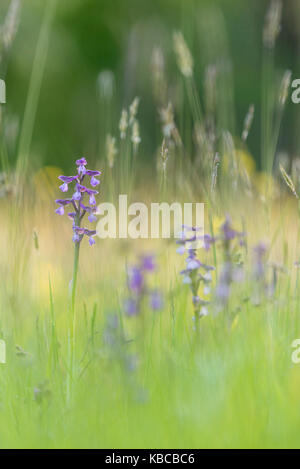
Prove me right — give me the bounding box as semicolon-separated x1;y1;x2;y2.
215;216;245;306
124;255;163;316
252;242;284;303
253;242;268;281
219;215;246;247
55;158;101;246
176;218;247;315
176;226;215;319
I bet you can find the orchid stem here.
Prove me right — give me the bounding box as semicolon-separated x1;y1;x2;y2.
69;217;81;396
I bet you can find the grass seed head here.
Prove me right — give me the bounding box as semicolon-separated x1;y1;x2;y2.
263;0;282;49
119;109;128;140
173;31;194;78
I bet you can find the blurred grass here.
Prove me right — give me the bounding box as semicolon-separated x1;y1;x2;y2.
0;0;298;170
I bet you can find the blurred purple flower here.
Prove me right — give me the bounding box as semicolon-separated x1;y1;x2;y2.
141;255;156;272
150;290;163;311
124;298;139;316
128;267;144;293
220;215;245;243
253;242;268;280
176;225;214;320
124;255;163;316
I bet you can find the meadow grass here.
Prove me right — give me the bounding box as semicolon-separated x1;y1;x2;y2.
0;0;300;449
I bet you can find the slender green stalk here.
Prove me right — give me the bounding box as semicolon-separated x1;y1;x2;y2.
16;0;57;188
48;275;58;372
71;240;80;321
68;216;81;398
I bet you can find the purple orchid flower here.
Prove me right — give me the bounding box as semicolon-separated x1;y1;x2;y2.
176;225;215;322
55;158;101;246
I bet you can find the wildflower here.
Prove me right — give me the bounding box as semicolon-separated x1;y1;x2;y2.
203;234;217;251
124;255;163;316
141;255;156;272
253;242;268;280
103;314;121;347
150;290;163;311
128;266;144;293
176;225;214;321
124;298;139;316
216;262;232;304
220;215;245;245
215;217;246;309
252;242;268;305
55;158;101;246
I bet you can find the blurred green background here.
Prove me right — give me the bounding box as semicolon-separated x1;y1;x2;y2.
1;0;300;171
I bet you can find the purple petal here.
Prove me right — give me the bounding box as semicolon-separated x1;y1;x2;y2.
85;188;98;195
55;198;72;206
150;291;163;311
72;191;81;201
182;275;192;285
88;213;97;223
76;184;87;192
76;158;87;166
55;206;64;215
78;165;86;175
89;194;96;205
141;255;156;272
72;233;80;243
59;183;68;192
86;170;101;176
186;259;200;270
58;176;77;184
84;229;96;236
192;296;200;306
90;176;100;187
73;225;85;235
89;237;96;246
80;203;94;215
124;298;139;316
176;245;186;255
129;267;144;293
